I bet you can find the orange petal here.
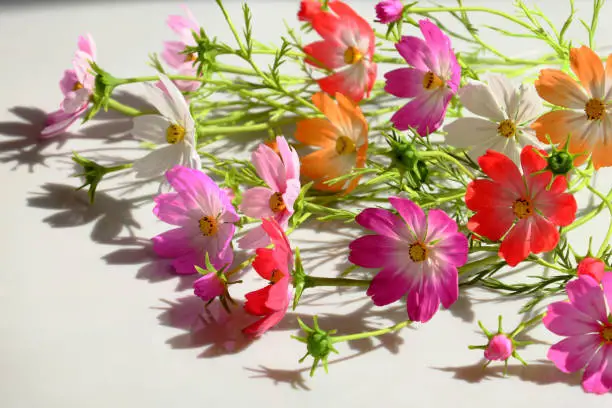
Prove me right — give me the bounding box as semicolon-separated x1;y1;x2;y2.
301;148;355;192
335;92;368;144
312;91;354;133
342;144;368;194
589;116;612;169
535;69;588;109
605;54;612;99
295;118;337;148
531;109;588;144
570;46;605;99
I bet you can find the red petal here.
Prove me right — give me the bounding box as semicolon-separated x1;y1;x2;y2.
467;209;514;241
252;248;277;280
520;145;548;175
478;150;525;196
499;221;531;266
529;215;560;254
328;2;375;55
304;40;344;70
318;70;366;103
465;179;514;211
244;285;274;316
242;310;286;337
265;276;290;311
298;0;324;22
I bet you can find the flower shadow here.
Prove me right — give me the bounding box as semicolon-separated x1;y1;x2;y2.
26;182;149;244
435;359;581;387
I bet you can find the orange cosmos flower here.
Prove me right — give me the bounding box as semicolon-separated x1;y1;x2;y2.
295;92;368;193
532;46;612;169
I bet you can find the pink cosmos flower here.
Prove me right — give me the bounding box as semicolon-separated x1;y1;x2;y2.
384;20;460;136
375;0;404;24
302;0;377;102
41;34;96;138
193;273;225;302
577;257;606;283
543;275;612;394
162;5;201;92
349;197;468;322
238;136;300;249
485;334;514;361
243;218;294;337
152;165;239;275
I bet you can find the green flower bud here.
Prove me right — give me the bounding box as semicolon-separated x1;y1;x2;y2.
547;150;573;175
307;331;332;359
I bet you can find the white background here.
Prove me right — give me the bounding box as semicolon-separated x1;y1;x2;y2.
1;0;611;406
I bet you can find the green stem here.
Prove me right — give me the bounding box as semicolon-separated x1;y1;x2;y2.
407;6;533;32
305;276;371;288
197;115;300;136
106;99;149;117
106;163;132;173
331;320;411;343
418;150;475;179
509;313;546;337
458;255;501;275
527;255;571;274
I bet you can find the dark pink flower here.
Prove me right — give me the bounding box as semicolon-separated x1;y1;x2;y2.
375;0;403;24
485;334;514;361
193;273;225;302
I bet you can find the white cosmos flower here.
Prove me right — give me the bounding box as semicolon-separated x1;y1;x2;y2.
131;74;201;182
444;74;545;165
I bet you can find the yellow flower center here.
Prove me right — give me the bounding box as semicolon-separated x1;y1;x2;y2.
585;98;605;120
184;53;197;62
198;216;218;236
497;119;517;138
422;71;444;90
269;192;286;213
409;242;429;262
602;326;612;343
335;135;356;155
512;198;533;219
343;46;363;65
269;268;283;283
73;81;84;91
166;124;186;144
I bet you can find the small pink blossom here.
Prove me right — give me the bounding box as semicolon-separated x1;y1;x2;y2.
375;0;403;24
485;334;514;361
577;257;606;283
349;197;468;322
238;136;300;249
162;5;201;92
193;273;225;302
41;34;96;138
152;166;239;275
543;275;612;394
384;20;460;136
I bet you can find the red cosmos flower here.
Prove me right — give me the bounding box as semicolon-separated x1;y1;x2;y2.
243;218;294;337
466;146;577;266
577;257;606;282
300;0;377;102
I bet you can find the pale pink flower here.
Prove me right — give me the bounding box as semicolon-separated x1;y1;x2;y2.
543;275;612;394
238;136;300;249
384;20;460;136
193;273;225;302
152;165;239;275
41;34;96;138
162;5;201;92
349;197;468;322
485;334;514;361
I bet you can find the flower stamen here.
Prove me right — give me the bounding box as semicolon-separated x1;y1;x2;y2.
602;325;612;343
198;216;218;236
343;46;363;65
166;124;186;144
512;198;533;219
585;98;605;120
422;71;444;90
497;119;517;138
335;135;356;155
73;82;84;91
409;242;429;262
184;53;197;62
269;192;286;213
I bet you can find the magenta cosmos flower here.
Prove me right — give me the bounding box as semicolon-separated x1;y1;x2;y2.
349;197;468;322
375;0;403;24
41;34;96;138
162;5;201;92
238;136;300;249
384;20;460;136
485;334;514;361
543;275;612;394
152;165;239;274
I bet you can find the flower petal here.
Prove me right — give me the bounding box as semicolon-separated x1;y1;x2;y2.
582;346;612;394
527;215;559;254
499;220;530;267
430;262;459;308
276;136;300;181
133;144;183;179
304;40;344;70
425;209;458;241
366;265;412;306
466;209;514;241
152;228;193;258
570;46;605;99
406;276;441;323
243;310;286;337
252;144;284;191
477;149;525;196
237;226;270;250
566;276;608;323
153;192;192;226
251;248;277;280
384;67;427;99
515;83;543;124
389;196;427;241
547;334;601;373
244;285;274;316
444;117;499;148
355;207;406;239
465;179;515;211
390;90;451;135
395;35;433;72
543;301;601;336
162;41;188;69
295;117;338;148
458;80;505;121
165;166;226;218
535;69;588;109
158;73;192;126
132;115;169;144
603;273;612;312
349;235;403;269
317;63;373;103
431;232;468;268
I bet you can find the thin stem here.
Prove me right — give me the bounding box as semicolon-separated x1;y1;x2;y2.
584;182;612;257
331;320;411;343
509;313;546;337
459;255;501;276
305;276;371;288
528;255;571;274
106;99;149;117
418;150;475;180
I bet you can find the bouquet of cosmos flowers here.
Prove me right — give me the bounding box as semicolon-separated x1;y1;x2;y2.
41;0;612;395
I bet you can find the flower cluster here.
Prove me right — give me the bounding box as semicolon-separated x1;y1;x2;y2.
42;0;612;395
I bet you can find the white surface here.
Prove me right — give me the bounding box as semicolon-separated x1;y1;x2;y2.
1;0;611;406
